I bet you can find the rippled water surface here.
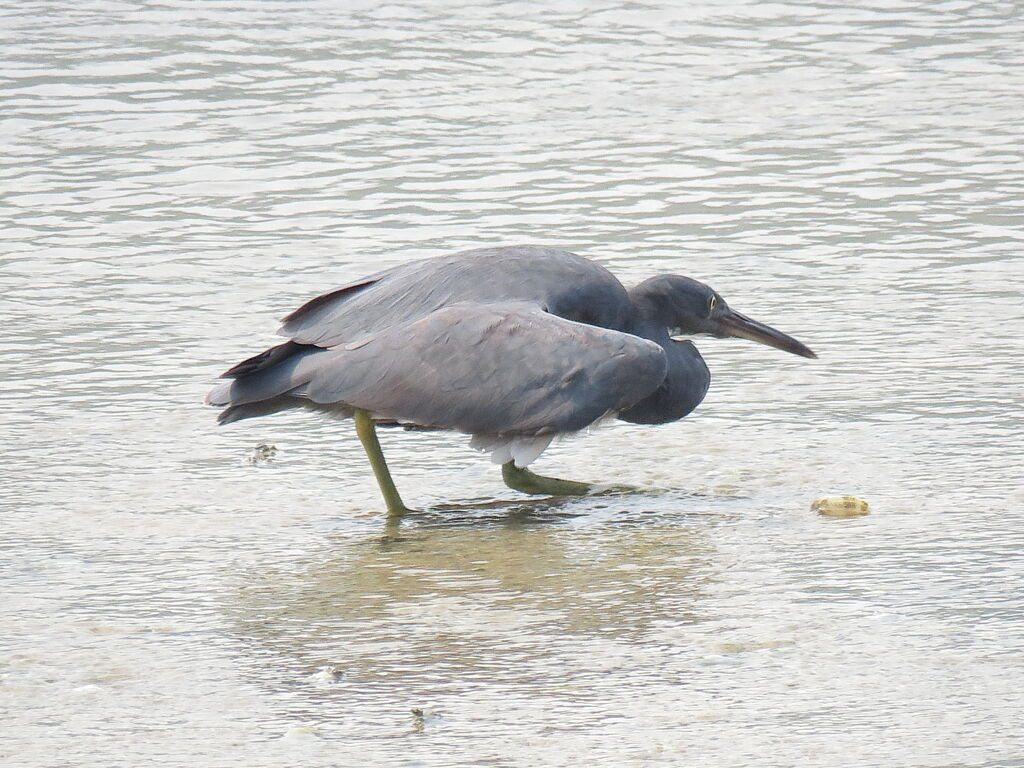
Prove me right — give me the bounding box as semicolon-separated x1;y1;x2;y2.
3;1;1024;766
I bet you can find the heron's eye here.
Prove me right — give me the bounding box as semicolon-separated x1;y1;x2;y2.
708;296;718;312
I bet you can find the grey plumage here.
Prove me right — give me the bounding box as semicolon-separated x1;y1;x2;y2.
297;302;666;436
279;246;631;347
206;245;816;469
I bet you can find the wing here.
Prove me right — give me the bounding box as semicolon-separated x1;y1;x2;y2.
295;302;668;436
277;246;632;348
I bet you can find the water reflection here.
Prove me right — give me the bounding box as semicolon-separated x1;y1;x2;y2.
5;0;1024;764
231;505;714;695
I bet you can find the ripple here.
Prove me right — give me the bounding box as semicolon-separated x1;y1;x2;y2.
3;1;1024;766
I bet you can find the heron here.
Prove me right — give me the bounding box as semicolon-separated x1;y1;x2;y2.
206;246;815;515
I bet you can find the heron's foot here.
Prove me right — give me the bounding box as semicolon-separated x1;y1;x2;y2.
501;462;642;496
384;501;416;517
502;462;593;495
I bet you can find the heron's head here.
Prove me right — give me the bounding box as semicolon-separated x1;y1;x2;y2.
631;274;817;358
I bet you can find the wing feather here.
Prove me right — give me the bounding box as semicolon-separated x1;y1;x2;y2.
299;303;667;436
276;246;631;348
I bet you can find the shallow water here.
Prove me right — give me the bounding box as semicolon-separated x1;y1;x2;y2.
2;1;1023;766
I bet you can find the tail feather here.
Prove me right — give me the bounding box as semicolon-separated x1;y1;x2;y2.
207;344;330;423
205;381;233;407
218;396;302;425
220;340;316;379
218;397;354;425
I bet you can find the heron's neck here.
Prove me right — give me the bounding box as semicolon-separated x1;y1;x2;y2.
626;283;683;339
619;291;711;425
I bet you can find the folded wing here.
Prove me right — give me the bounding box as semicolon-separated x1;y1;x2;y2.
276;246;632;348
291;302;667;437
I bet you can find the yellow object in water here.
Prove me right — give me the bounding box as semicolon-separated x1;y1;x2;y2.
812;495;870;517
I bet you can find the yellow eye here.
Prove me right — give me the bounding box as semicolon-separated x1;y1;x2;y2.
709;296;718;312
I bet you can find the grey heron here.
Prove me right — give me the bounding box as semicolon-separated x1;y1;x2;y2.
206;246;815;515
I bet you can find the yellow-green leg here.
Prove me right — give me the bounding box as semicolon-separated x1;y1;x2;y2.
501;462;596;496
501;462;646;497
353;408;413;517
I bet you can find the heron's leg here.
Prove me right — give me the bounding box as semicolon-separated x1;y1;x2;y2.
353;408;413;517
501;462;596;496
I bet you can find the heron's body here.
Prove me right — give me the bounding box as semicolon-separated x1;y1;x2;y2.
207;246;815;512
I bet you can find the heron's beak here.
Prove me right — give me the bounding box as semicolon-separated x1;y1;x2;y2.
716;310;817;359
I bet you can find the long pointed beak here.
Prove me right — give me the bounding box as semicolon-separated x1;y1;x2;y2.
716;310;817;359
